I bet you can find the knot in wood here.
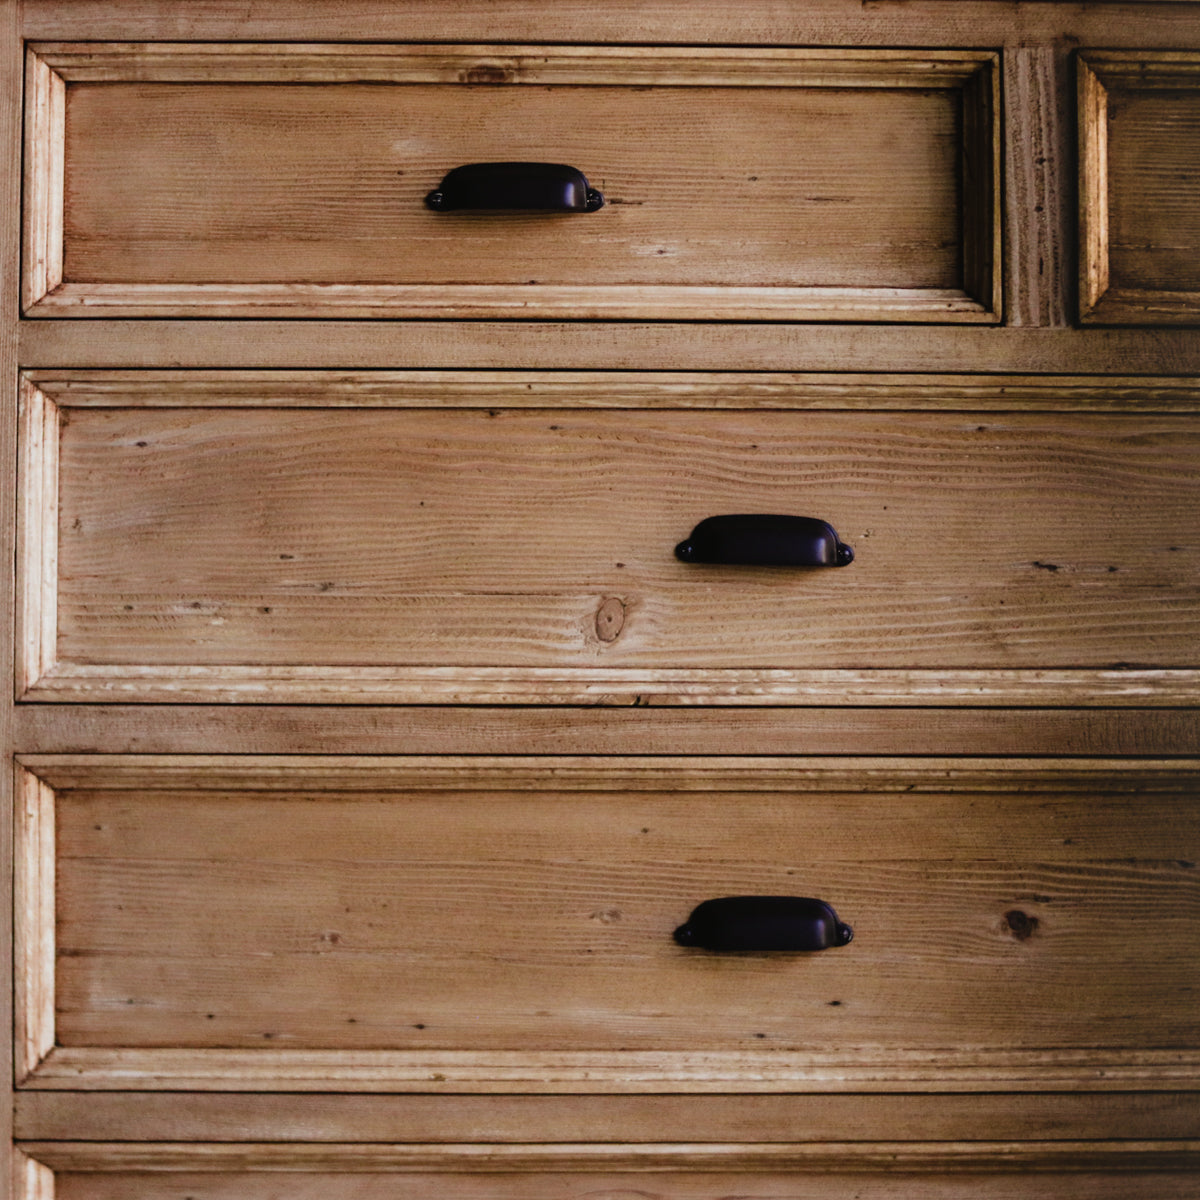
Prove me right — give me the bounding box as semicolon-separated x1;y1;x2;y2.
1004;909;1039;941
595;596;626;643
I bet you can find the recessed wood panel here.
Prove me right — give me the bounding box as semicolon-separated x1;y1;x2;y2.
23;43;1000;321
1079;51;1200;324
15;755;1200;1092
17;372;1200;705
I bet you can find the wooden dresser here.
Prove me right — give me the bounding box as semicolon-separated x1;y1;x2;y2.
4;1;1200;1196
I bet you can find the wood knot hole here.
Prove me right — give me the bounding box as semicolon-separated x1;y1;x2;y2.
595;596;626;642
1004;909;1039;941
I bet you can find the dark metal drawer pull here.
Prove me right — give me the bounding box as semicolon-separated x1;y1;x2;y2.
674;896;853;953
675;514;854;567
425;162;605;212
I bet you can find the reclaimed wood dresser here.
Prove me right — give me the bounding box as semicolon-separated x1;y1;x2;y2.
4;1;1200;1196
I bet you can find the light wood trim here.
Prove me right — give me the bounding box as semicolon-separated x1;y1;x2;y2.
29;42;998;87
16;1140;1200;1175
25;369;1200;411
21;47;63;312
27;283;998;324
1078;56;1110;319
12;764;54;1085
22;43;1000;322
15;379;58;702
24;1046;1200;1094
18;753;1200;794
1078;50;1200;325
12;1150;52;1200
23;664;1200;707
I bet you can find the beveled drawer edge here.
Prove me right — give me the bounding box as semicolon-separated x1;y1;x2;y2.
1078;50;1200;326
22;42;1001;322
16;755;1200;1096
15;1139;1200;1175
21;664;1200;707
21;1045;1200;1095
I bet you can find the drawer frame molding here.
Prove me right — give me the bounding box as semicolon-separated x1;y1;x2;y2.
15;753;1200;1095
23;42;1001;322
17;370;1200;707
1078;50;1200;325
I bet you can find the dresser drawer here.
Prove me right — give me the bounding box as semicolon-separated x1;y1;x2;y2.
17;372;1200;705
1079;51;1200;325
15;755;1199;1093
23;42;999;321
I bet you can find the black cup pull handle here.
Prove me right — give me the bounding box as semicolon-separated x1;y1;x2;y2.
425;162;605;212
674;896;853;953
675;514;854;567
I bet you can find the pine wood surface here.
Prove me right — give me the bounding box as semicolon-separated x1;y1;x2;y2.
20;375;1200;702
16;756;1199;1091
21;322;1200;375
8;0;1200;1178
19;0;1200;45
13;1142;1200;1200
14;704;1200;757
1079;52;1200;324
19;1089;1200;1143
21;43;999;321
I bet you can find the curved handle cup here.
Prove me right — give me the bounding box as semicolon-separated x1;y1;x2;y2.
675;514;854;567
674;896;853;953
426;162;605;212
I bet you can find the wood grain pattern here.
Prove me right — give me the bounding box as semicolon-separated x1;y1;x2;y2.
1079;51;1200;324
22;323;1200;375
19;0;1200;46
1004;46;1071;327
13;1141;1200;1199
17;755;1200;1091
20;1089;1200;1143
20;374;1200;704
15;704;1200;758
23;43;999;321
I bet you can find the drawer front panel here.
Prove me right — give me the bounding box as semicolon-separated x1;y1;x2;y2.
24;43;999;321
16;756;1200;1092
18;372;1200;705
1080;51;1200;324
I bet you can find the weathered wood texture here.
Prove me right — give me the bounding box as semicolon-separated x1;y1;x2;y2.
16;704;1200;758
13;1142;1200;1200
22;44;999;321
2;0;23;1192
19;373;1200;704
21;323;1200;374
19;1089;1200;1144
19;0;1200;46
17;756;1200;1092
1080;51;1200;324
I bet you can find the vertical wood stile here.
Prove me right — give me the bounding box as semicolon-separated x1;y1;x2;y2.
13;766;55;1085
1004;45;1070;327
16;380;59;699
961;55;1002;318
12;1148;54;1200
1078;57;1110;320
21;49;64;313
